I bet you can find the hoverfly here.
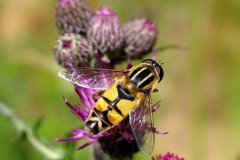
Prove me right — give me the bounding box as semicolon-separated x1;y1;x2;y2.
58;59;164;156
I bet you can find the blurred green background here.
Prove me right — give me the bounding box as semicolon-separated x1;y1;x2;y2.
1;0;240;159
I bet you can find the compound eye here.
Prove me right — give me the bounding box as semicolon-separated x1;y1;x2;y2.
155;65;164;82
142;59;153;66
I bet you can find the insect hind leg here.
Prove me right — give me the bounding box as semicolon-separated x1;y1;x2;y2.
92;90;105;102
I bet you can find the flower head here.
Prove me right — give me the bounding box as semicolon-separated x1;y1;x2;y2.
53;33;94;67
55;54;167;159
87;7;125;54
152;153;185;160
55;0;92;35
123;18;157;58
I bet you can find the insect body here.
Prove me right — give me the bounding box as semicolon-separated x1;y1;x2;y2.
58;59;164;156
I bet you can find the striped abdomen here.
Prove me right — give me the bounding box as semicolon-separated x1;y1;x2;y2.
85;83;137;134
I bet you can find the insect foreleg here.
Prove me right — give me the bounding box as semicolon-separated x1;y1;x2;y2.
92;90;105;102
135;92;145;106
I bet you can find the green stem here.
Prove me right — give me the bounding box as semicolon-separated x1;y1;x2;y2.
159;44;188;52
0;102;64;159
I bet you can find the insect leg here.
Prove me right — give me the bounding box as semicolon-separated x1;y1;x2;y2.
152;88;158;92
135;92;145;106
92;90;105;102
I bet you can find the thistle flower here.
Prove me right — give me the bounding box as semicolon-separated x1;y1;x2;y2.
53;33;94;67
123;18;157;58
55;54;167;159
55;0;92;35
152;153;185;160
87;7;125;54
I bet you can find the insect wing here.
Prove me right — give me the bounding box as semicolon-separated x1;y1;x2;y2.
129;94;155;156
58;67;125;90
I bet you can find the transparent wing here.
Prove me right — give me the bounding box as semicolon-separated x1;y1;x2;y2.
58;67;126;90
129;94;155;156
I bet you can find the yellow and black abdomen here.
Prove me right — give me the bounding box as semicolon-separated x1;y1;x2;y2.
85;83;137;134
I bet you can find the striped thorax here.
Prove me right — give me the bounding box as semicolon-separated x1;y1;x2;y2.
127;59;163;93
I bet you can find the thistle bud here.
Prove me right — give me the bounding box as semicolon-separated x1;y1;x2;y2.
53;33;94;67
55;0;92;35
87;7;124;54
123;18;157;58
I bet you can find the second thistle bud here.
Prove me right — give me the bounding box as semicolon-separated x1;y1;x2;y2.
53;33;94;67
123;18;157;58
87;7;125;54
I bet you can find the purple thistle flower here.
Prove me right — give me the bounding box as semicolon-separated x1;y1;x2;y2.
55;54;167;159
87;7;125;54
152;153;185;160
53;33;94;67
123;18;157;58
55;0;92;35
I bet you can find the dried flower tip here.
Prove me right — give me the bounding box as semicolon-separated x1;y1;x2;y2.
55;0;92;35
123;18;157;58
53;33;94;67
153;152;185;160
87;7;124;54
98;128;139;159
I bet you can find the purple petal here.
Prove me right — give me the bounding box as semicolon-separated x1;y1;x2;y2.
117;131;134;143
152;100;161;112
74;86;96;110
126;60;132;69
75;138;96;150
153;128;168;135
63;96;88;122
